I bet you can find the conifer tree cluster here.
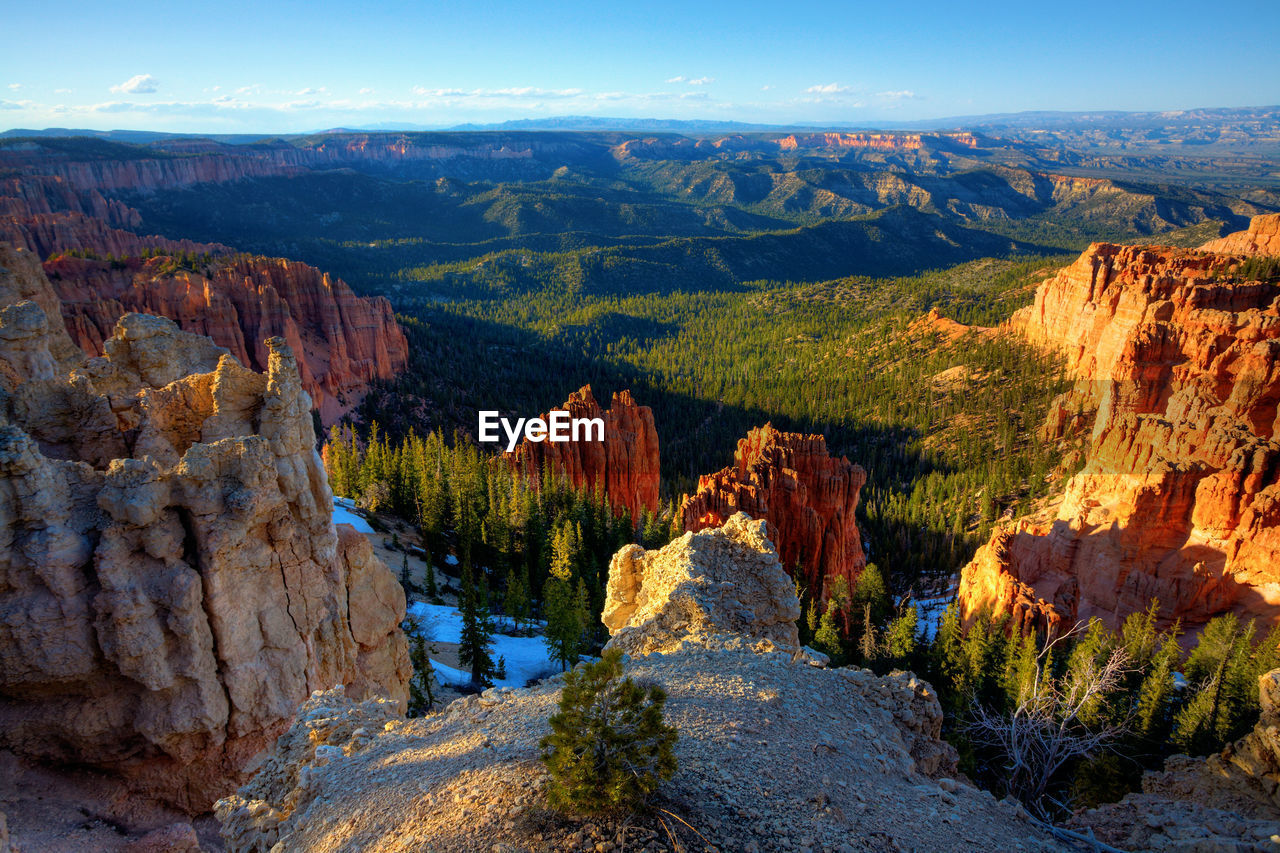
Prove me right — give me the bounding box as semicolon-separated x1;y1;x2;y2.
324;426;682;690
923;601;1280;812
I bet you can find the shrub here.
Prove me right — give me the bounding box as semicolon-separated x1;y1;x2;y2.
540;648;678;814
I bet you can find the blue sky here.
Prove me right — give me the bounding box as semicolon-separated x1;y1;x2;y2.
2;0;1277;132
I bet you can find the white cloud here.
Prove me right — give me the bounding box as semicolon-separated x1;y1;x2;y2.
54;88;72;94
876;89;919;101
358;87;374;95
667;75;713;86
296;86;329;96
7;83;20;91
110;74;158;95
761;85;774;91
236;84;261;95
0;99;33;110
806;82;850;95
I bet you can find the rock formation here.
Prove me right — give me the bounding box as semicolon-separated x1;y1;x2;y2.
958;218;1280;633
602;512;803;656
213;517;1065;853
0;243;410;812
1201;212;1280;257
506;384;660;521
46;253;409;424
680;423;868;601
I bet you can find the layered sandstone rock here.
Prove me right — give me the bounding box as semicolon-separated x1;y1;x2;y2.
680;423;867;601
506;384;660;521
1201;213;1280;257
0;248;409;812
958;227;1280;633
602;512;803;656
45;253;409;424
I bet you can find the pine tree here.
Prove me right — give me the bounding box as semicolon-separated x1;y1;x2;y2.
399;554;414;596
544;577;586;670
423;553;438;599
999;628;1039;712
457;570;496;689
859;602;877;662
853;562;889;626
1134;633;1180;741
885;606;919;668
814;601;843;662
540;648;677;814
404;618;439;716
504;564;531;634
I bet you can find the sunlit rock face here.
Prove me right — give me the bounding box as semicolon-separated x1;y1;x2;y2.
958;219;1280;634
603;511;802;656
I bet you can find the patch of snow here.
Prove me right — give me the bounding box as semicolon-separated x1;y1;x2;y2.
913;594;955;642
407;601;558;688
332;497;374;533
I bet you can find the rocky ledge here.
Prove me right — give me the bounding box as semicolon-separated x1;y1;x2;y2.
217;513;1062;852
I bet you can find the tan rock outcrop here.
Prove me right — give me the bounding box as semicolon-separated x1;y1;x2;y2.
506;384;660;521
1201;213;1280;257
681;423;867;602
957;228;1280;634
0;251;409;812
602;512;802;656
214;520;989;853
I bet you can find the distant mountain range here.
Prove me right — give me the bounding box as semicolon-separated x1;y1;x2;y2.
4;105;1277;143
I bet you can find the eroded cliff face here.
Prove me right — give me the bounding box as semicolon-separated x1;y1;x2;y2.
0;154;410;426
958;216;1280;634
0;244;410;812
680;424;867;602
46;253;409;425
505;384;660;522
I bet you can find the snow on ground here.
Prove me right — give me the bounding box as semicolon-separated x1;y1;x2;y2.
332;497;375;533
407;601;558;689
913;593;955;642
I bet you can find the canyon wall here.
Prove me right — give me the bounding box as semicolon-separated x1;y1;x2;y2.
0;244;410;812
957;214;1280;634
46;253;409;424
0;147;411;425
680;423;867;601
506;384;660;522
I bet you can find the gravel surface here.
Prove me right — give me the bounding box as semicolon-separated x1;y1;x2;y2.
218;642;1066;852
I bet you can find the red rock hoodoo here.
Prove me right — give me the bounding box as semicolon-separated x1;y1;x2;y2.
680;424;868;600
957;214;1280;635
506;385;660;522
